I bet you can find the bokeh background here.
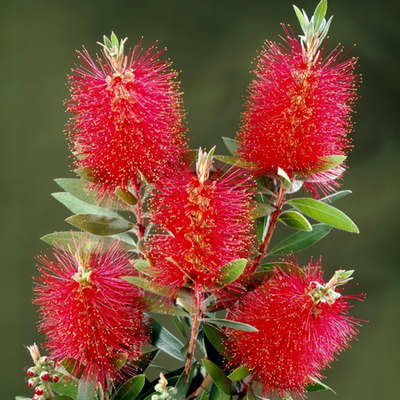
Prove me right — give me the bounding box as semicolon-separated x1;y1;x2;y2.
1;0;398;398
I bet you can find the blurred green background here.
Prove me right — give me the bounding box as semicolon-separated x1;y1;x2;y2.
1;0;398;398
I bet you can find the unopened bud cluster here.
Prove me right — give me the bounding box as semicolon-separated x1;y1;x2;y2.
151;373;178;400
26;344;58;400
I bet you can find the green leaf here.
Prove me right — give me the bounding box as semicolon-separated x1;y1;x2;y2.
293;5;307;33
132;260;150;274
307;155;346;174
55;178;98;207
278;211;312;231
202;360;236;395
65;214;135;236
115;187;138;206
252;203;275;219
150;319;186;362
203;318;257;332
306;378;336;394
51;375;79;398
144;297;190;317
313;0;328;31
114;374;146;400
174;368;187;400
227;364;252;381
320;190;352;204
277;167;291;189
77;376;96;400
123;276;170;297
41;231;135;251
268;223;332;256
202;323;227;355
246;388;256;400
285;198;359;233
15;397;31;400
218;259;247;287
212;155;256;169
222;137;238;156
261;262;298;273
52;192;118;218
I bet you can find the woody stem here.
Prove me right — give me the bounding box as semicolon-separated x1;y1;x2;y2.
251;183;286;270
185;289;201;381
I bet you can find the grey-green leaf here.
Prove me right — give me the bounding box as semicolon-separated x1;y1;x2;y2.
212;155;255;169
320;190;352;204
51;375;78;398
65;214;135;236
306;378;336;394
222;137;238;156
268;223;333;256
278;211;312;231
150;319;186;362
285;198;359;233
203;318;258;332
218;259;247;287
41;231;135;251
293;5;307;33
52;192;117;217
77;376;96;400
252;203;276;219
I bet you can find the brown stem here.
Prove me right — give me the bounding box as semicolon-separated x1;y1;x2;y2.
251;183;286;271
185;289;201;381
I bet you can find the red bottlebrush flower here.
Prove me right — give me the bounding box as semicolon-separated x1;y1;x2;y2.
146;148;255;297
34;237;148;391
237;26;359;196
224;259;362;400
66;33;187;200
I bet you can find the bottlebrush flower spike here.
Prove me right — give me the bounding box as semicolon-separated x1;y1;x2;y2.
146;148;255;298
224;258;363;399
34;237;148;391
66;32;187;201
236;0;359;196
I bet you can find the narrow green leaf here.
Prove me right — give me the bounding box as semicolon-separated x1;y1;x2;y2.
52;192;117;217
252;203;275;219
218;259;247;287
115;187;138;206
202;360;236;395
307;155;346;174
65;214;135;236
306;378;336;394
55;178;122;210
114;374;146;400
41;231;135;251
278;211;312;231
77;376;96;400
213;155;256;169
222;137;238;156
174;368;187;400
202;323;227;355
285;198;359;233
227;364;252;381
203;318;258;332
132;260;150;274
15;397;31;400
123;276;169;297
144;298;190;317
150;319;186;362
268;223;332;256
261;262;298;273
293;5;307;33
320;190;352;204
277;167;291;189
313;0;328;31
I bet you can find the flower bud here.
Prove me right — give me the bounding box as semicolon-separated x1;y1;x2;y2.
27;378;38;388
52;374;60;383
27;367;37;377
39;371;50;381
35;385;45;396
